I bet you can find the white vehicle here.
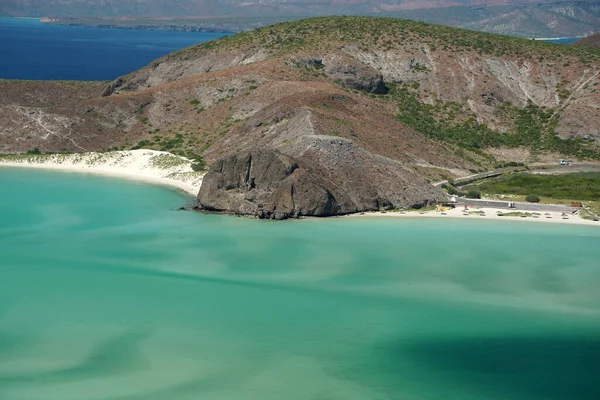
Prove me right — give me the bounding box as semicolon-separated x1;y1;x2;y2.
559;159;567;165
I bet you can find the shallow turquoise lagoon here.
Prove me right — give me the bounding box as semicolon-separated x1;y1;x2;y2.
1;168;599;400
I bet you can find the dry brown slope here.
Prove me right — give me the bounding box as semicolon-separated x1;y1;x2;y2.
106;17;600;145
574;33;600;48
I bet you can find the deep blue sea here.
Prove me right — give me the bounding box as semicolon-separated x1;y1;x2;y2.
0;17;227;80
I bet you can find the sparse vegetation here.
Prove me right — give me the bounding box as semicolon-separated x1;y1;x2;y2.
391;84;600;160
466;190;481;199
464;173;600;201
149;154;188;169
192;17;600;64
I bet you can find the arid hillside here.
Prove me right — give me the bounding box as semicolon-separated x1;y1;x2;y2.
575;33;600;48
2;17;600;218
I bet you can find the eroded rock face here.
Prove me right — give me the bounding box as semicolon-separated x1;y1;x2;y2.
197;140;444;219
323;55;388;94
293;54;388;94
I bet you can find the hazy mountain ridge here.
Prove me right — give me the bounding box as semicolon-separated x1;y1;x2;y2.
7;1;597;38
2;17;599;217
2;1;557;18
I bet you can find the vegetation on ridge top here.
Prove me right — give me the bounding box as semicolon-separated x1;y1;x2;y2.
190;16;600;63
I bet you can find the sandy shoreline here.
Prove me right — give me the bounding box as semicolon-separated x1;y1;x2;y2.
0;149;204;197
351;206;599;227
1;152;598;227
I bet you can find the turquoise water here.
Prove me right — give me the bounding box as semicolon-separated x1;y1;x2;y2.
1;168;599;400
0;17;227;80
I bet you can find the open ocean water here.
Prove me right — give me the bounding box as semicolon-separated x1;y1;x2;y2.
0;168;599;400
0;17;227;80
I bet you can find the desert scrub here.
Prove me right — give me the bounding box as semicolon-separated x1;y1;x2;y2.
184;16;600;63
500;212;533;217
464;173;600;201
0;153;56;163
391;83;600;160
149;154;189;169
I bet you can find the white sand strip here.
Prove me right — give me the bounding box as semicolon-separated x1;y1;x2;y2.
0;149;205;196
351;206;600;227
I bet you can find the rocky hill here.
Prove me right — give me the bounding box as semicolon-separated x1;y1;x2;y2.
2;17;600;218
574;33;600;48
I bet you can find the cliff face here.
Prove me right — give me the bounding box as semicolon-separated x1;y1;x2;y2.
2;17;600;218
198;139;443;219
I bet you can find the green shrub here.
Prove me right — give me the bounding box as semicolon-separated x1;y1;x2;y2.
191;162;205;171
526;195;541;203
466;190;481;199
465;173;600;201
447;186;460;195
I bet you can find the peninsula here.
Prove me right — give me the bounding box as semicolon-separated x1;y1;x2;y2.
1;17;599;219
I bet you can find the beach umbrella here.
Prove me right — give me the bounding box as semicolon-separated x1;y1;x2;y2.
545;213;551;218
561;212;568;219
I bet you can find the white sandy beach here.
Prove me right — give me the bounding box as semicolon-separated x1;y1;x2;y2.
352;205;600;226
1;151;598;226
0;149;204;196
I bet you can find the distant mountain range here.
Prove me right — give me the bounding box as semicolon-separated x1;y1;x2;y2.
0;0;595;18
1;0;599;38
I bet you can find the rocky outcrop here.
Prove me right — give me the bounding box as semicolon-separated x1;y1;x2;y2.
291;54;388;94
197;139;444;219
322;55;388;94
